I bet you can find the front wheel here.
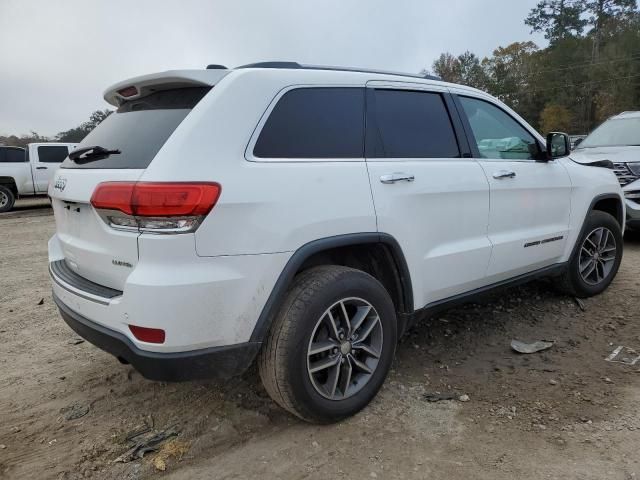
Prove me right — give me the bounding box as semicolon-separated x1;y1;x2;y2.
258;266;397;423
0;185;15;213
556;210;623;298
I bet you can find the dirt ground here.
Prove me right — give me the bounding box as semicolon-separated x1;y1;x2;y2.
1;202;639;480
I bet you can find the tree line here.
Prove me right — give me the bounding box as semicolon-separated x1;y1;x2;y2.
0;110;111;147
425;0;640;134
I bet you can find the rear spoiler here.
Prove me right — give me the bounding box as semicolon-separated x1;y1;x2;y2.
103;69;231;107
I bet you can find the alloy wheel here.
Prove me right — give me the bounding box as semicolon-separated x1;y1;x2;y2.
579;227;617;286
306;297;383;400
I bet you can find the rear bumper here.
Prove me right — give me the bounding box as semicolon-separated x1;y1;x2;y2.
53;293;260;381
48;233;290;350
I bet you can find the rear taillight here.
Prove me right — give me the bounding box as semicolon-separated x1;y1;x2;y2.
91;182;221;234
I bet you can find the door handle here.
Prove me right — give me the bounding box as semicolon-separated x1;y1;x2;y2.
493;170;516;179
380;173;415;184
36;166;48;170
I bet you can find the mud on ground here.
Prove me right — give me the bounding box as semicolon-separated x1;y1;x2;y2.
1;209;639;479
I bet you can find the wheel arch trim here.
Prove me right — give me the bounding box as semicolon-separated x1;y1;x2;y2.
249;233;413;343
569;193;624;261
0;177;18;193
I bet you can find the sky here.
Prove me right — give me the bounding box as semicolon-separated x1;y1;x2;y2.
0;0;545;137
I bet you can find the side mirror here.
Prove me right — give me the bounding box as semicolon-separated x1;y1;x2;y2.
546;132;570;159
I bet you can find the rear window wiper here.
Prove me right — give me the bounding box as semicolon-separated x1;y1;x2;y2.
69;145;121;164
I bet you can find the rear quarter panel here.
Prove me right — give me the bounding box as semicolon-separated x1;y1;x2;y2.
0;162;33;195
139;70;377;257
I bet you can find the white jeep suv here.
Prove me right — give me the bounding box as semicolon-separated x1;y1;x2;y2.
48;62;625;423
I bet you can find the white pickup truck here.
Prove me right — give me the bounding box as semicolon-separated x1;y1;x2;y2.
0;142;78;212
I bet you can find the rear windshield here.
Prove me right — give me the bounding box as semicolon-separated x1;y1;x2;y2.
61;87;210;169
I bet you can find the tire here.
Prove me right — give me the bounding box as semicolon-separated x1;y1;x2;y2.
258;265;397;424
555;210;623;298
0;185;15;213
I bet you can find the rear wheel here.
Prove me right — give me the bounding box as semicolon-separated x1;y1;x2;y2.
0;185;15;213
258;266;397;423
555;210;623;297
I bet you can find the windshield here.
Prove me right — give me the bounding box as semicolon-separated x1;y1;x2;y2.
61;87;210;169
578;117;640;149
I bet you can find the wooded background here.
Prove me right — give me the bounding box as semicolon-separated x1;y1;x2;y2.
425;0;640;134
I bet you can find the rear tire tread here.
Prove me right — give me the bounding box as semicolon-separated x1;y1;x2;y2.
258;266;372;423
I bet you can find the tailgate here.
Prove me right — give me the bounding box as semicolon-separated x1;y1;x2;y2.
50;169;143;291
48;84;215;291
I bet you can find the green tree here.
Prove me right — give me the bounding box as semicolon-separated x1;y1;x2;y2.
525;0;588;44
430;53;462;83
484;42;539;111
584;0;637;57
430;51;489;89
457;51;490;90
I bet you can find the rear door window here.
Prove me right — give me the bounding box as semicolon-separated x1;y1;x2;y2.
0;147;27;163
62;87;210;169
38;146;70;163
368;89;460;158
6;148;26;163
253;87;365;158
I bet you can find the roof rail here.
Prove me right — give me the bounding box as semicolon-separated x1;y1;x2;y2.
233;61;442;81
206;64;228;70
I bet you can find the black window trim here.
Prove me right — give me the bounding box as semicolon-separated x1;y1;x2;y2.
450;93;547;162
246;84;367;163
364;85;469;160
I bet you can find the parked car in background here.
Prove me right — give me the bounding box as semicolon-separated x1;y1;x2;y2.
571;111;640;231
0;142;78;212
569;134;587;150
48;63;624;423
